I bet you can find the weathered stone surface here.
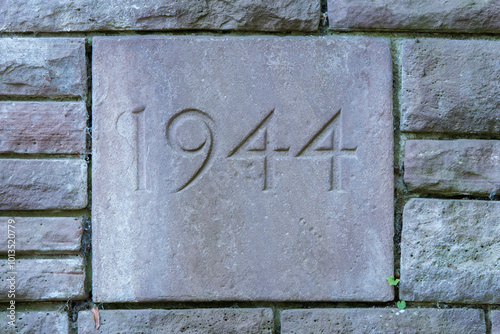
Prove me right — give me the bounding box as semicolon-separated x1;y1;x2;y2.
93;36;393;302
328;0;500;32
78;308;273;333
0;257;85;301
400;199;500;303
492;311;500;334
0;159;87;210
401;39;500;134
404;140;500;196
0;102;87;154
0;38;86;97
0;217;82;254
281;308;486;333
2;310;69;334
0;1;319;32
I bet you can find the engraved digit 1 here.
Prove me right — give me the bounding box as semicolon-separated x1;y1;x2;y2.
132;106;146;191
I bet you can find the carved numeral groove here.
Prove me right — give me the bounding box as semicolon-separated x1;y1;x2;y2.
296;109;357;191
132;106;147;191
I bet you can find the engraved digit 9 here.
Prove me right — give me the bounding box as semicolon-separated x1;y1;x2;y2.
166;109;215;192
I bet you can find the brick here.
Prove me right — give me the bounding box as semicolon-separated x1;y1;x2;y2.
281;308;486;333
0;159;87;210
492;311;500;334
401;39;500;134
0;257;85;301
92;36;393;302
404;140;500;196
0;102;87;154
0;217;83;254
0;38;86;97
400;199;500;304
78;308;273;333
2;310;69;334
328;0;500;32
0;1;319;33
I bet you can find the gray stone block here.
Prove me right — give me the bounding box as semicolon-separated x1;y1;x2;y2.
0;257;86;301
0;159;88;210
404;140;500;196
0;0;319;32
328;0;500;32
281;308;486;334
400;199;500;304
78;308;273;333
401;39;500;134
92;36;394;302
0;102;87;154
0;38;86;97
1;310;69;334
492;311;500;334
0;217;82;254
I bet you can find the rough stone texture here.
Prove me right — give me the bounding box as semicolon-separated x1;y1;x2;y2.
0;159;87;210
404;140;500;196
0;257;85;301
400;199;500;304
328;0;500;32
0;1;320;32
281;308;486;334
492;311;500;334
401;39;500;134
0;38;86;97
1;310;69;334
93;36;393;302
78;308;273;333
0;102;87;154
0;217;83;254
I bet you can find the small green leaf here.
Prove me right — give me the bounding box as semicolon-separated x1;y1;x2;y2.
397;300;406;310
386;276;400;286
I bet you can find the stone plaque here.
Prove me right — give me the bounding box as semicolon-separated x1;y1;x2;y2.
92;36;394;302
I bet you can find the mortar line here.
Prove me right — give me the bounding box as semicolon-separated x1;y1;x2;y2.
64;36;94;334
0;96;83;102
0;210;87;217
273;307;281;334
485;306;492;334
389;37;404;303
65;301;494;310
0;31;500;39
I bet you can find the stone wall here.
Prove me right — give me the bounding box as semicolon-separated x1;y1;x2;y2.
0;1;498;333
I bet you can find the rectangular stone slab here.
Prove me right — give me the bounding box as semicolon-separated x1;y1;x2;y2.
0;217;83;254
401;199;500;304
281;308;486;333
0;0;320;32
492;311;500;334
0;257;85;301
78;309;273;333
328;0;500;33
401;39;500;134
404;140;500;196
0;102;87;154
1;310;69;334
0;38;86;97
92;36;394;302
0;159;88;210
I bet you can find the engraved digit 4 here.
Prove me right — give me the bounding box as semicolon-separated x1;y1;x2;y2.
227;110;284;191
296;109;357;191
166;109;215;192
